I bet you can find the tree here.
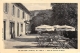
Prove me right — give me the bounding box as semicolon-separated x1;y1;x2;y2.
51;3;77;28
30;12;52;33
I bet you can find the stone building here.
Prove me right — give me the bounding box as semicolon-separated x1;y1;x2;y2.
3;3;31;40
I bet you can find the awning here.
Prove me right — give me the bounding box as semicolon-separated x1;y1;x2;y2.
35;25;55;31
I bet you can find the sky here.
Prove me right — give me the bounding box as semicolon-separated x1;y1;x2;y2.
22;3;52;11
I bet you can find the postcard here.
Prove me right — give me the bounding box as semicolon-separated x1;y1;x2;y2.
0;0;80;53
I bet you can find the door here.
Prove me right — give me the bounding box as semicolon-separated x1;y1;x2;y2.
3;21;6;40
10;22;15;39
17;23;19;36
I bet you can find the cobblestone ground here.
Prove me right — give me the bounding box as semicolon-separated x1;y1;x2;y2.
4;34;75;49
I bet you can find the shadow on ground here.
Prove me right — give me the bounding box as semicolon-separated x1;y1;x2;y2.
10;38;37;42
27;34;40;36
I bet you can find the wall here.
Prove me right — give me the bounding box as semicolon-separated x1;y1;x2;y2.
3;3;30;40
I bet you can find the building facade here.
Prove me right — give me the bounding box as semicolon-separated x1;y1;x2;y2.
3;3;31;40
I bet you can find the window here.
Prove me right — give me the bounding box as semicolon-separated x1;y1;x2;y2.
12;5;15;15
17;9;20;17
22;12;25;19
21;24;23;32
4;3;9;13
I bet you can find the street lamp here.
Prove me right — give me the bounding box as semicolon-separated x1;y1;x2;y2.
24;20;30;24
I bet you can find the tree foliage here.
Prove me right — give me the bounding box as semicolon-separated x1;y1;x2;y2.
51;3;77;27
30;11;52;33
30;3;78;33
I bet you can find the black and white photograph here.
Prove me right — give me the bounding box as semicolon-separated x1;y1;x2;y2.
3;3;78;49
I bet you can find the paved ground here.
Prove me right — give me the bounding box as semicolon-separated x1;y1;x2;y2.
4;34;75;49
4;34;39;49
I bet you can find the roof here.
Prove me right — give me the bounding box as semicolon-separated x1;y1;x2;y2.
13;3;31;15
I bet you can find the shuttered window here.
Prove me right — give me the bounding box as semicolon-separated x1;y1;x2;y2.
4;3;9;13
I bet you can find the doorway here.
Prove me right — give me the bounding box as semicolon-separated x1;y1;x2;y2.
10;22;15;39
3;21;6;40
17;23;19;36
